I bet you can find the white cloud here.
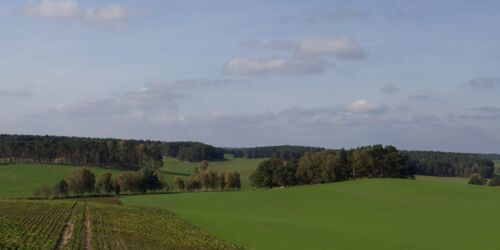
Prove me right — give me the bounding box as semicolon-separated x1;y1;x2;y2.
283;8;369;24
346;100;386;114
297;37;365;59
83;4;127;26
23;0;79;19
240;40;297;50
229;37;365;75
22;0;129;27
225;57;326;75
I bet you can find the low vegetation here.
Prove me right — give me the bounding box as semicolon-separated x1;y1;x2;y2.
0;200;239;249
0;200;72;249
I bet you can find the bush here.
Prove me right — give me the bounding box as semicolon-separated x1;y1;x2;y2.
468;173;487;185
488;176;500;187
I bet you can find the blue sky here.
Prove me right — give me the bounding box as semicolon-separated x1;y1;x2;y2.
1;0;500;153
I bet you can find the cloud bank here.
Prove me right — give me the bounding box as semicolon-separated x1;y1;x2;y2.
227;37;364;75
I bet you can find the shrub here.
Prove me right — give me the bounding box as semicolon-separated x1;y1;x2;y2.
488;176;500;187
468;173;487;185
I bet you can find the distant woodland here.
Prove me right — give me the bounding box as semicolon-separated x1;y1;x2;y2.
404;151;496;178
0;135;223;169
0;135;497;178
224;145;324;160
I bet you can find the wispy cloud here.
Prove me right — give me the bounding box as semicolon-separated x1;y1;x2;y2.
346;100;387;114
22;0;130;27
225;57;327;75
282;8;369;24
380;84;400;93
466;77;500;88
228;37;364;75
36;79;247;119
297;37;365;59
0;88;33;97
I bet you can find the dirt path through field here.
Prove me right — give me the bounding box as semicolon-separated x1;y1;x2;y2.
55;202;77;250
84;204;92;250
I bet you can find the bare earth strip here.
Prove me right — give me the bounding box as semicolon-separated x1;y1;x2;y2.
84;204;92;250
55;202;77;250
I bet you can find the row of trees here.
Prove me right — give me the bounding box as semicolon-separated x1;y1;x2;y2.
163;142;225;162
250;145;413;188
225;145;324;161
404;151;495;178
173;168;241;191
0;134;163;169
34;167;166;198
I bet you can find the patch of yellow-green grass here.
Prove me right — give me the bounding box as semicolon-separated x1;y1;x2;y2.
0;164;126;198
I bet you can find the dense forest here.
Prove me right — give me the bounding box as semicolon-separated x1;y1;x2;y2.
250;145;413;188
162;142;224;162
0;135;226;168
0;134;163;169
225;145;324;160
403;151;496;178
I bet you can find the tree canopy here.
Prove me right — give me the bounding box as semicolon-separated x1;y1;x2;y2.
251;145;413;188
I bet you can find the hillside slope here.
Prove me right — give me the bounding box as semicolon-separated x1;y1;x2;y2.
123;178;500;250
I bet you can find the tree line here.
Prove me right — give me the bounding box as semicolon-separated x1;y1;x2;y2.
404;151;496;178
0;134;163;169
0;135;229;170
34;167;166;198
250;145;413;188
173;166;241;192
225;145;324;161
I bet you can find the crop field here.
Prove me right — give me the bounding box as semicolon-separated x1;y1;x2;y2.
0;199;239;249
122;178;500;250
0;164;127;198
0;200;72;249
162;155;264;189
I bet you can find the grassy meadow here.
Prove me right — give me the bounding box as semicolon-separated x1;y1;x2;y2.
122;178;500;250
0;164;126;198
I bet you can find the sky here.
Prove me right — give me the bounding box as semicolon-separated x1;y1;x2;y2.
1;0;500;153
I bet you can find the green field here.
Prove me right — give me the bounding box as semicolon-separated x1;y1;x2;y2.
122;178;500;250
161;156;264;189
495;160;500;174
0;164;126;198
